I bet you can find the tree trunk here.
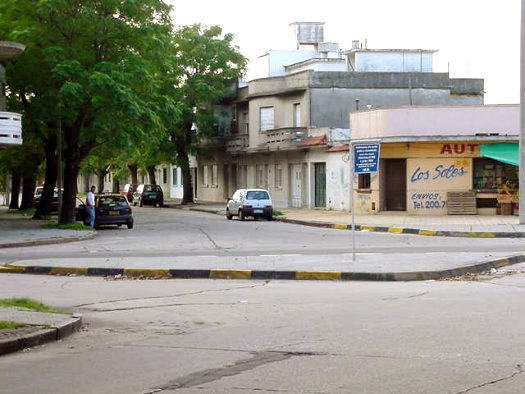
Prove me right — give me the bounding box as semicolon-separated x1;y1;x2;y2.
59;126;81;224
147;166;156;184
112;178;119;193
20;177;36;210
179;151;194;204
97;173;106;193
9;173;21;209
33;136;58;219
128;163;138;184
60;159;80;224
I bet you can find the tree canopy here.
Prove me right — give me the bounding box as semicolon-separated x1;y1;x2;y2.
0;1;247;218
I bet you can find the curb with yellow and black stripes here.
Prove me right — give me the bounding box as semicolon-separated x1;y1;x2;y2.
279;218;525;238
2;254;524;281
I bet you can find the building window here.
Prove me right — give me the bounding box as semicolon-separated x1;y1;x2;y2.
259;106;274;131
358;173;371;189
202;165;208;186
473;158;518;190
275;165;282;188
293;103;301;127
212;165;218;186
256;165;264;187
172;168;178;186
240;165;248;188
163;168;168;184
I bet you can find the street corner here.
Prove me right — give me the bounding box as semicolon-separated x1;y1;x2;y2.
0;313;82;356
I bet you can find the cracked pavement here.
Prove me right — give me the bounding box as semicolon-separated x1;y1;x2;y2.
1;269;525;393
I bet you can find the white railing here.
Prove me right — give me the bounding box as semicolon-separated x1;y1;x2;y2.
0;112;22;147
225;134;249;152
265;127;307;150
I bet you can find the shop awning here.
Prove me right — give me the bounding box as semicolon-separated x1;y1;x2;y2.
479;143;519;166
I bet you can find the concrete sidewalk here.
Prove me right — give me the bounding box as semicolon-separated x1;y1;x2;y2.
0;208;96;248
0;306;81;356
170;201;525;237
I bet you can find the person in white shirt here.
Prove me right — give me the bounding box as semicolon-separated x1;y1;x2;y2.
86;185;96;227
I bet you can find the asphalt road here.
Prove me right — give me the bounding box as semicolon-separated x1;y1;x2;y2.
1;269;525;393
1;207;524;263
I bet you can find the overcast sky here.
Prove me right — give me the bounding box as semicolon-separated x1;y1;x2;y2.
169;0;520;104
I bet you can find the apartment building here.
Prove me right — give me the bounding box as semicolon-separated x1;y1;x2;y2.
196;22;484;210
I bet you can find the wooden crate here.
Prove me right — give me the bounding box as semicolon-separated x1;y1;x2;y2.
446;191;477;215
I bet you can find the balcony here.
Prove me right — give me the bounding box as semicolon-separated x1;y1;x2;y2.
265;127;307;151
225;134;249;152
0;112;22;147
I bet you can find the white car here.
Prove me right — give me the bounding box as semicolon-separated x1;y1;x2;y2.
226;189;273;221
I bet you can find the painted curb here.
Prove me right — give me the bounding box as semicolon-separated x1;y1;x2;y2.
0;315;82;356
3;254;524;282
0;231;97;249
279;218;525;238
174;206;525;239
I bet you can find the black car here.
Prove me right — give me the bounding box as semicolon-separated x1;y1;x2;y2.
76;194;133;229
133;184;163;207
33;187;60;213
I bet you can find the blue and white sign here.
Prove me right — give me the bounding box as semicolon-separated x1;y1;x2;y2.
353;143;380;173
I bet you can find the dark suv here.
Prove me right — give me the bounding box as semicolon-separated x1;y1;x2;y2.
133;184;164;207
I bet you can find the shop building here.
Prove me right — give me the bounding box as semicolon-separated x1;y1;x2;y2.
350;105;519;215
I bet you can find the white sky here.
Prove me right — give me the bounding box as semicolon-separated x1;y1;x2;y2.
169;0;520;104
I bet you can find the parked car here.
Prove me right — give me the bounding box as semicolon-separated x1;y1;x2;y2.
133;184;163;207
121;183;138;203
33;186;60;213
226;189;273;221
76;194;133;229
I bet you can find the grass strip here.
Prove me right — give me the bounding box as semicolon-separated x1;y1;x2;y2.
41;222;92;231
0;297;64;314
0;320;26;329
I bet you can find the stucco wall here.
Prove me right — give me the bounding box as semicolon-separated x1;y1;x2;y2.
355;52;433;72
311;87;476;129
351;105;519;140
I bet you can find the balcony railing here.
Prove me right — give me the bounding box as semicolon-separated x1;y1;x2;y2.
265;127;307;151
0;112;22;147
225;134;249;152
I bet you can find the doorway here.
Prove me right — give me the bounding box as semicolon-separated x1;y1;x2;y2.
314;163;326;207
291;164;303;208
382;159;406;211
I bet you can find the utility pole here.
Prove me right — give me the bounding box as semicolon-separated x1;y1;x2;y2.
519;0;525;224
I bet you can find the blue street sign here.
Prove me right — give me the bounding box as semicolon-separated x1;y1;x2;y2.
354;144;380;173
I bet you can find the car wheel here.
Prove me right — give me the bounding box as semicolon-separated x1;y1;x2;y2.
239;209;245;221
226;208;232;220
266;214;273;221
127;221;133;229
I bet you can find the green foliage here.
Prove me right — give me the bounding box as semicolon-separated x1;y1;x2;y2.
7;207;36;216
0;297;64;314
41;222;92;231
0;321;26;330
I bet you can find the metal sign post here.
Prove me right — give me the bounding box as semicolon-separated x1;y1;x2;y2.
350;140;381;261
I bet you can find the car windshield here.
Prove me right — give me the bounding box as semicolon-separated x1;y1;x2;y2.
246;191;270;200
143;185;158;192
98;196;128;208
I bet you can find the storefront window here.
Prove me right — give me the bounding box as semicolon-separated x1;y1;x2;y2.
473;158;518;191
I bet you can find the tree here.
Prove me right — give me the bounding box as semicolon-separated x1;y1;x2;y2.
162;25;247;204
0;0;173;223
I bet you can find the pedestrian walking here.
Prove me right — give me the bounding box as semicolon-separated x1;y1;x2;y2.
86;185;96;227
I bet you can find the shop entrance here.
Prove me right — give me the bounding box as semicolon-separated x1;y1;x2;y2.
381;159;406;211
